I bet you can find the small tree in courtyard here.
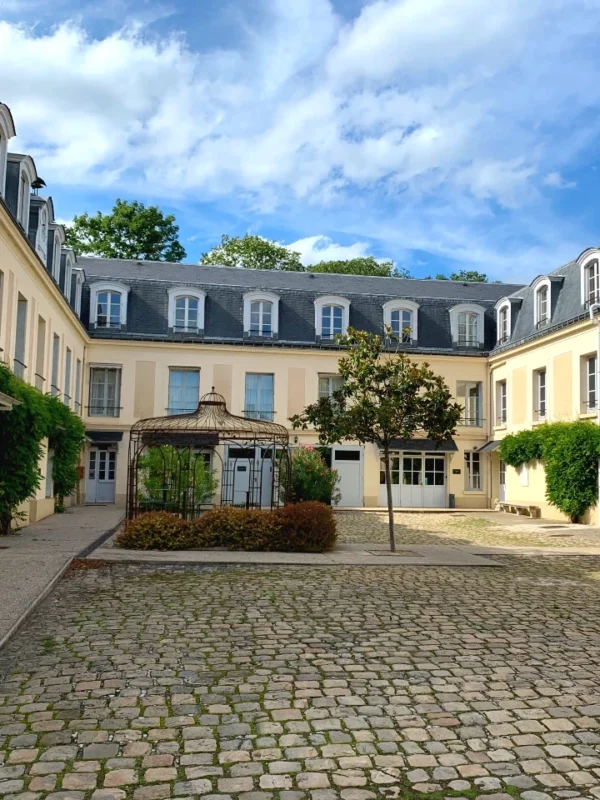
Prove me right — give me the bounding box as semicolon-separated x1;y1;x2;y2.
291;329;462;551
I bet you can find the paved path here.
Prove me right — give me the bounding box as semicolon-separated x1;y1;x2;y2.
0;504;123;647
1;557;600;800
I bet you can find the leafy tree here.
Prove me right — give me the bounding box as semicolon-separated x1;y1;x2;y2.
291;329;462;551
66;199;186;262
309;257;410;278
137;446;218;513
200;234;303;271
432;270;488;282
288;447;341;505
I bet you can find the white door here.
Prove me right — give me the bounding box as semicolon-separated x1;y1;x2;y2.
423;455;446;507
379;452;446;508
86;448;116;504
225;447;274;507
332;447;363;507
379;453;401;507
499;459;506;502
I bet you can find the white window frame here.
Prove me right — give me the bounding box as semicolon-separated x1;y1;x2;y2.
51;230;64;282
314;296;350;338
90;282;130;327
0;104;16;199
382;299;419;342
64;348;72;407
243;291;279;336
63;250;74;303
88;365;122;417
535;368;547;420
586;355;597;410
167;287;206;331
579;250;600;307
495;299;511;344
73;268;84;315
244;373;275;421
457;381;482;426
465;451;482;491
496;380;507;426
450;303;485;346
318;374;344;399
532;277;551;329
14;155;36;231
168;368;201;415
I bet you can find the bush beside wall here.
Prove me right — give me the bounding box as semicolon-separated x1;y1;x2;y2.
117;502;337;553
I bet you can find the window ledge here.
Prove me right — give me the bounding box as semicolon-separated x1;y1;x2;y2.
532;418;548;426
493;424;507;432
579;410;597;419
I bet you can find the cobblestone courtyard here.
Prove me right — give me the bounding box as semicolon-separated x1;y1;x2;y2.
1;558;600;800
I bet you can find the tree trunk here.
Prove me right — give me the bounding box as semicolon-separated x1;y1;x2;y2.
383;447;396;552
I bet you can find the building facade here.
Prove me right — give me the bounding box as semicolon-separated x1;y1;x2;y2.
1;100;599;523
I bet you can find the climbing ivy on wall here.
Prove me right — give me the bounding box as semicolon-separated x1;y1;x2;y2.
0;364;85;533
498;421;600;522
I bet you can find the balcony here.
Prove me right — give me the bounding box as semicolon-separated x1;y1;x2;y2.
244;408;275;422
460;415;483;427
166;406;197;416
456;338;480;348
13;359;26;380
34;372;45;391
87;404;121;418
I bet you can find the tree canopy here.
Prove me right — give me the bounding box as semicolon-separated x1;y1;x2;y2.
291;329;462;551
433;270;489;282
310;257;410;278
65;199;187;262
200;234;303;271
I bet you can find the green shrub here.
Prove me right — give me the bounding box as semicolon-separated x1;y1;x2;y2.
137;445;218;511
289;447;341;505
498;428;543;467
117;502;337;553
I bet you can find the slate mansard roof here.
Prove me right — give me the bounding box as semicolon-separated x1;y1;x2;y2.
79;257;524;353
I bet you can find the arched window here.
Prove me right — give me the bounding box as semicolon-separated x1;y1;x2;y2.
90;282;130;328
314;296;350;339
582;257;600;307
243;292;279;337
382;300;419;342
496;301;510;344
533;278;551;328
450;304;484;347
167;287;206;332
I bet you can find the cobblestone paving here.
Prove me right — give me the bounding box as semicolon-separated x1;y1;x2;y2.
336;513;600;549
1;558;600;800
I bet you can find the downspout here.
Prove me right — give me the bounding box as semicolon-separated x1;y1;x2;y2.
589;303;600;523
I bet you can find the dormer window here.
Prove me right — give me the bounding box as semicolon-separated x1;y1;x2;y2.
584;259;600;307
382;300;419;343
90;282;130;329
167;287;206;333
533;278;551;329
314;296;350;340
73;268;84;316
450;304;484;348
0;104;16;198
496;301;510;344
243;292;279;337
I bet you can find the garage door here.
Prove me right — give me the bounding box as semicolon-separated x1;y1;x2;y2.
379;452;446;508
332;447;363;507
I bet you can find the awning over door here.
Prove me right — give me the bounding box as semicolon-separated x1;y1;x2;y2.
86;431;124;443
477;440;500;453
388;438;458;452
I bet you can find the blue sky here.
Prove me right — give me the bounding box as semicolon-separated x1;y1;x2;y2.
1;0;600;281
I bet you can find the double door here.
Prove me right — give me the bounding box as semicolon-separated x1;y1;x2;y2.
223;446;275;507
380;452;446;508
86;447;116;503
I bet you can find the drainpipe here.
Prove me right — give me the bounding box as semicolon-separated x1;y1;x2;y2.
589;303;600;524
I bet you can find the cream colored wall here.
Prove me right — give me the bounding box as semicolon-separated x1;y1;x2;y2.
0;205;88;523
84;340;492;508
489;319;599;522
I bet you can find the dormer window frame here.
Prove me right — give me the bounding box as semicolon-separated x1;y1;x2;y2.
49;226;65;283
90;281;130;329
0;105;16;199
15;157;36;232
449;303;485;347
382;299;419;343
579;251;600;309
314;296;350;340
63;249;74;303
532;277;551;329
495;299;511;345
167;287;206;333
73;268;84;316
243;291;280;337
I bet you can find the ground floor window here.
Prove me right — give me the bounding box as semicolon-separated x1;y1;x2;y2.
465;451;481;490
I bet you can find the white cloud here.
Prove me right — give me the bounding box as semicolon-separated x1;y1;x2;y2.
1;0;600;278
287;235;376;265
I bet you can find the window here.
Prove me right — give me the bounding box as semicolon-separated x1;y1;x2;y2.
319;374;344;399
73;269;84;316
168;369;200;414
167;287;206;332
74;359;82;415
383;300;419;342
243;292;279;336
497;303;510;344
403;456;423;486
64;349;72;407
457;381;482;426
89;367;121;417
90;283;129;328
535;284;549;329
534;369;546;420
465;451;481;491
450;304;484;347
322;305;344;338
45;450;54;499
19;172;29;228
586;355;597;410
35;316;46;391
51;334;60;397
244;373;274;420
496;380;507;425
96;291;121;328
380;454;400;485
584;259;600;307
13;294;27;380
53;237;62;282
314;296;350;339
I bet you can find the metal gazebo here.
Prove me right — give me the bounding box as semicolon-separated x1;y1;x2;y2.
126;390;290;520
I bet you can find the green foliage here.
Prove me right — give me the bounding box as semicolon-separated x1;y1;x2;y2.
66;199;186;262
117;502;337;553
137;446;218;512
200;234;303;271
291;328;462;550
499;421;600;522
309;257;410;278
433;270;489;282
289;447;341;505
0;364;84;532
